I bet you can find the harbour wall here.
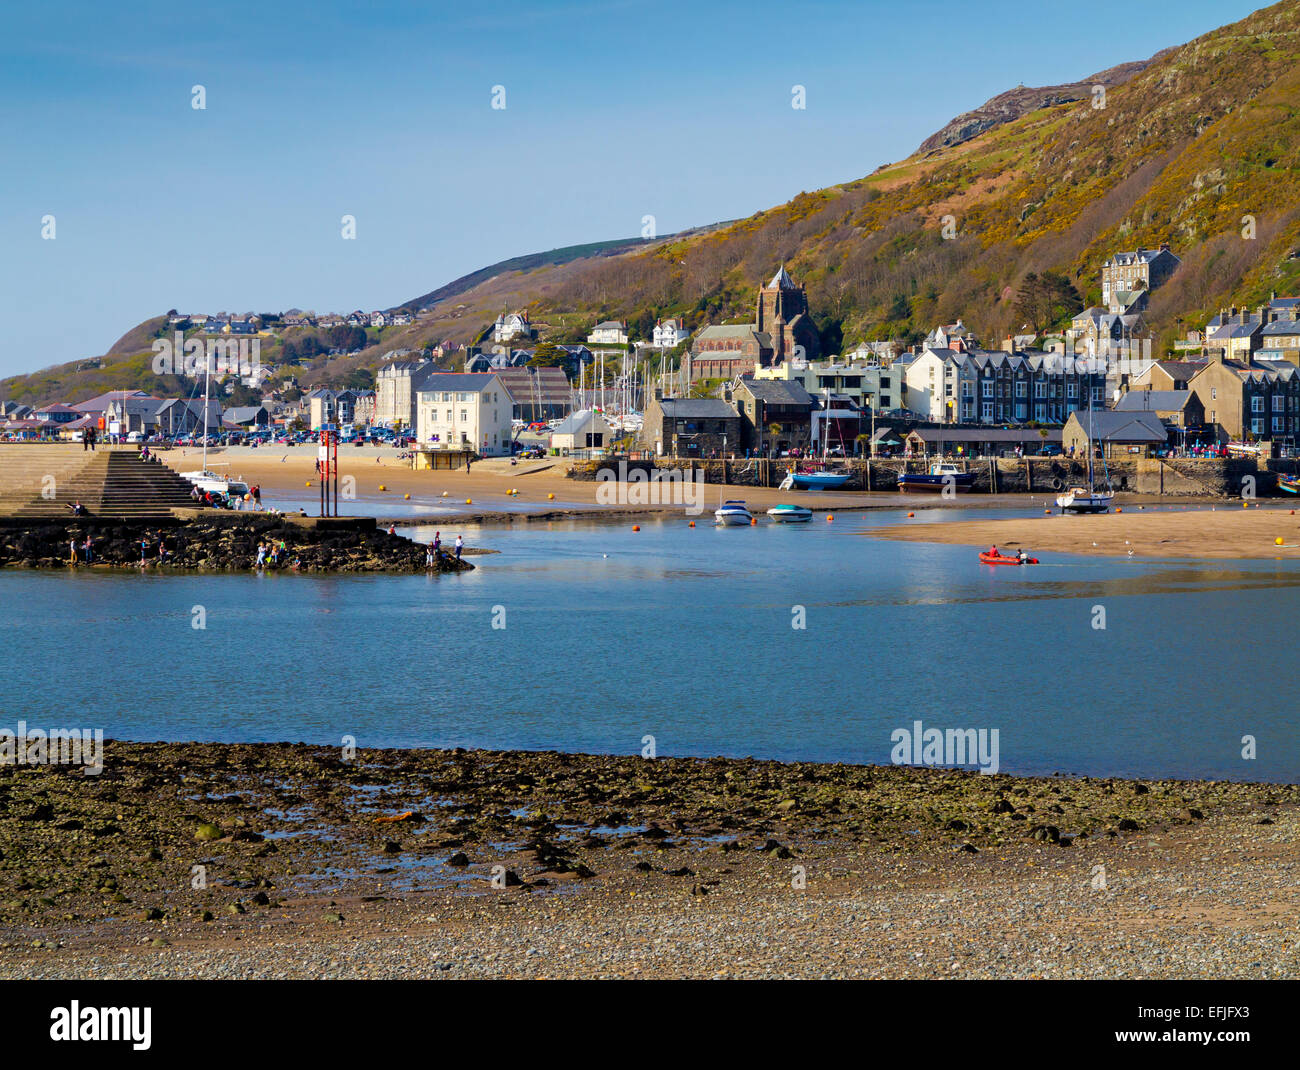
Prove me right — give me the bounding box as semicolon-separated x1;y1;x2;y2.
569;457;1273;497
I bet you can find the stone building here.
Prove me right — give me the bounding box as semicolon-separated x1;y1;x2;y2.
641;396;742;456
688;266;821;380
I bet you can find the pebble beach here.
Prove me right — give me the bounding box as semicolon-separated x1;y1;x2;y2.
1;743;1294;979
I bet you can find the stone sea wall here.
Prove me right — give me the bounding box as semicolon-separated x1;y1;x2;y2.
0;515;473;573
570;457;1267;497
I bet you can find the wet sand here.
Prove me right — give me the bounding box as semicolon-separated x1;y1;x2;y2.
873;503;1300;559
0;742;1293;979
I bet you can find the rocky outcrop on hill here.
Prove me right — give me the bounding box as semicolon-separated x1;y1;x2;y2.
916;57;1163;154
0;516;473;573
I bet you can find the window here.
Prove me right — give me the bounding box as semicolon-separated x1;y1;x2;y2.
1252;396;1264;413
1252;418;1264;435
1211;387;1217;400
1273;395;1285;412
1034;382;1047;399
1015;381;1027;398
981;401;993;421
982;381;993;398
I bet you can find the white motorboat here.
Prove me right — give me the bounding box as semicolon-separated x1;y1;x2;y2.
714;500;753;526
766;504;813;523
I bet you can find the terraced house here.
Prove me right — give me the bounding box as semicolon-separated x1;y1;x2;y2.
903;344;1106;425
1187;353;1300;445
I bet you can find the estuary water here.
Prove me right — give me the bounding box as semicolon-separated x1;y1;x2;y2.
2;506;1296;782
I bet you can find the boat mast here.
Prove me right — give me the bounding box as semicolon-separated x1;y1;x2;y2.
202;351;210;473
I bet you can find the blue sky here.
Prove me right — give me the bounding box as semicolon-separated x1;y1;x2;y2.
0;0;1264;378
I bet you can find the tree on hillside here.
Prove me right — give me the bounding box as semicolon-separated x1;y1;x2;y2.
527;341;570;372
1013;270;1083;333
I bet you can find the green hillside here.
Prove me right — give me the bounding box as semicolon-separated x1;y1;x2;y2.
7;1;1300;409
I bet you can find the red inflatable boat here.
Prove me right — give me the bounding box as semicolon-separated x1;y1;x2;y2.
979;551;1039;565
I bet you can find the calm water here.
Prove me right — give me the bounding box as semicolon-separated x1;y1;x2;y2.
2;506;1297;782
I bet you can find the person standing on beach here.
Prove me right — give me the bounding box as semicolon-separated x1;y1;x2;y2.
252;484;261;510
465;456;472;475
454;534;463;560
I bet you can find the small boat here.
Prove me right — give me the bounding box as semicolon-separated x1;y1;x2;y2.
1280;475;1300;495
766;504;813;523
897;461;976;493
180;469;251;498
1055;486;1114;513
714;500;754;526
979;549;1039;565
780;468;851;490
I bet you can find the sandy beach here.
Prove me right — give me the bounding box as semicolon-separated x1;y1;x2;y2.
158;446;1201;524
0;742;1294;980
873;503;1300;559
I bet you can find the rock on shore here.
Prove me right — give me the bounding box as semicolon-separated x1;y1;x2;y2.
0;517;474;573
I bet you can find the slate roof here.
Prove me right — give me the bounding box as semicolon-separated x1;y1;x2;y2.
416;373;501;393
1069;411;1168;442
736;379;813;406
657;399;741;419
1114;390;1194;412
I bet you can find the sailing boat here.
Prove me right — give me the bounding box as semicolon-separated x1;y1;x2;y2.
1056;392;1115;514
780;388;852;490
179;355;250;499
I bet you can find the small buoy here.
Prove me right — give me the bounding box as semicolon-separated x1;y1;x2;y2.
907;511;915;518
1277;537;1285;546
632;524;640;532
379;484;386;491
1044;509;1051;515
826;514;833;522
1115;507;1122;513
404;493;411;500
244;493;251;501
306;481;312;487
1243;501;1249;508
688;521;695;527
466;498;472;505
547;493;555;500
751;517;757;526
441;491;449;498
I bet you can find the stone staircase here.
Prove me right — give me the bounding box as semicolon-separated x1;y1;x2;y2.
0;444;205;518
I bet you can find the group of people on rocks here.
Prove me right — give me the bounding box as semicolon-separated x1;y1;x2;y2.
423;530;463;568
254;540;296;571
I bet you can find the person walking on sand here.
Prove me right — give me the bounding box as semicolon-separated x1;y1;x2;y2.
454;534;464;560
465;456;472;475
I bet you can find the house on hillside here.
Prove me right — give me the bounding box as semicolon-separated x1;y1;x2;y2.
587;320;628;346
1100;244;1180;312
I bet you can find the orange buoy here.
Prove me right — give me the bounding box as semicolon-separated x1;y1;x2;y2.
547;493;555;500
907;511;915;518
633;524;640;532
1116;507;1122;513
751;517;757;526
378;484;386;491
826;514;833;522
1044;509;1051;515
688;520;695;527
404;493;411;500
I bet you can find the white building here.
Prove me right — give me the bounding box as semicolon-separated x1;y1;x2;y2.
753;356;900;412
493;312;533;343
415;373;512;456
587;320;628;345
550;409;612;452
652;318;689;349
